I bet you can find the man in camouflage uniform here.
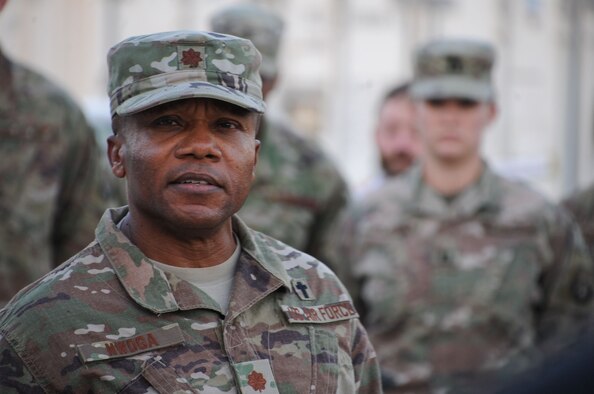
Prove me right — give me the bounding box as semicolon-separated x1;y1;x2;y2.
332;38;593;393
0;0;117;306
0;30;381;393
210;4;349;266
563;183;594;257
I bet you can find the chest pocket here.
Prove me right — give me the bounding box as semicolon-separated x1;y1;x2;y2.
255;322;354;394
76;322;238;394
424;222;544;323
357;221;543;327
228;300;358;394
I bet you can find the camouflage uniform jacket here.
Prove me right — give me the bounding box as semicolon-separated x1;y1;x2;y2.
563;183;594;259
333;163;593;393
0;207;381;393
0;48;112;306
238;117;349;268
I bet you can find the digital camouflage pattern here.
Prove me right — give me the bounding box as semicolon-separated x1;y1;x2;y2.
0;48;117;306
107;30;265;116
332;164;594;393
0;207;381;393
210;3;284;79
563;183;594;259
238;117;349;269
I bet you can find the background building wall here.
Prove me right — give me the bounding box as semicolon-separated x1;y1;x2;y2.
1;0;592;200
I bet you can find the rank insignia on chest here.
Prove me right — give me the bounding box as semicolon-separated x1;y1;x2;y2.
234;359;280;393
291;278;315;300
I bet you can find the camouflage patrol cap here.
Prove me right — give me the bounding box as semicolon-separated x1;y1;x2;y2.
411;38;495;101
107;30;266;116
210;4;284;79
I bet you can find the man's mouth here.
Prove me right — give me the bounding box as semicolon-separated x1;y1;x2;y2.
179;179;212;185
172;173;221;188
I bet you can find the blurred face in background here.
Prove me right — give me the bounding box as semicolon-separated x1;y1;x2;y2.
415;98;496;164
375;95;421;176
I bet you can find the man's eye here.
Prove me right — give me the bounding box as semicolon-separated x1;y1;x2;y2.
216;120;241;130
427;98;447;107
151;116;182;127
457;99;479;108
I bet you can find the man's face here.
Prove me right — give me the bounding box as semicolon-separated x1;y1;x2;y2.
108;98;260;235
415;98;496;163
375;96;421;176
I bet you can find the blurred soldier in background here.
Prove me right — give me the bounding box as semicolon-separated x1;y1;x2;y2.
356;82;421;199
210;4;349;267
332;38;594;393
563;183;594;257
0;0;118;306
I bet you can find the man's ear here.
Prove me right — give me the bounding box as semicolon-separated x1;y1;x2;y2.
482;102;498;128
252;139;261;179
488;102;498;121
107;135;126;178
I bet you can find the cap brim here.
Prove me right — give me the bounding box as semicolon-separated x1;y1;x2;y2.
411;77;493;101
115;81;266;116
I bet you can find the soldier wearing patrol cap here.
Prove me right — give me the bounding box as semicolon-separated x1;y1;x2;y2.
0;30;381;393
332;38;594;393
210;4;349;269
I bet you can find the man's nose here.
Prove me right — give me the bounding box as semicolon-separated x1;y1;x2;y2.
174;123;222;160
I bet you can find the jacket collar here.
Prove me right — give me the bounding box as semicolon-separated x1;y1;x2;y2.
408;162;502;220
96;207;291;315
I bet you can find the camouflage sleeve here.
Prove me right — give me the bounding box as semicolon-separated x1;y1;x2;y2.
306;172;350;271
350;318;382;393
0;335;43;392
537;207;594;352
51;105;113;266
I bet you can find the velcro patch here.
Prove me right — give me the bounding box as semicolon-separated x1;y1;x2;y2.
281;301;359;324
177;45;205;69
291;279;315;300
234;359;279;394
77;323;185;363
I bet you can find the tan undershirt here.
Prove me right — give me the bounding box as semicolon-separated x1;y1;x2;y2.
150;237;241;314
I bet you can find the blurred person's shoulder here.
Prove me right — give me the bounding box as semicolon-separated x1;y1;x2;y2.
347;167;417;226
247;225;352;298
364;166;416;205
563;183;594;218
0;240;107;333
492;170;571;228
264;115;344;179
8;56;92;137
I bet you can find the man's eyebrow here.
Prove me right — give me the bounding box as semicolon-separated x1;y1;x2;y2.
211;101;252;117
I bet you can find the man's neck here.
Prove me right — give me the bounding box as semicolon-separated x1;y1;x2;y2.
120;213;237;269
422;155;483;197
